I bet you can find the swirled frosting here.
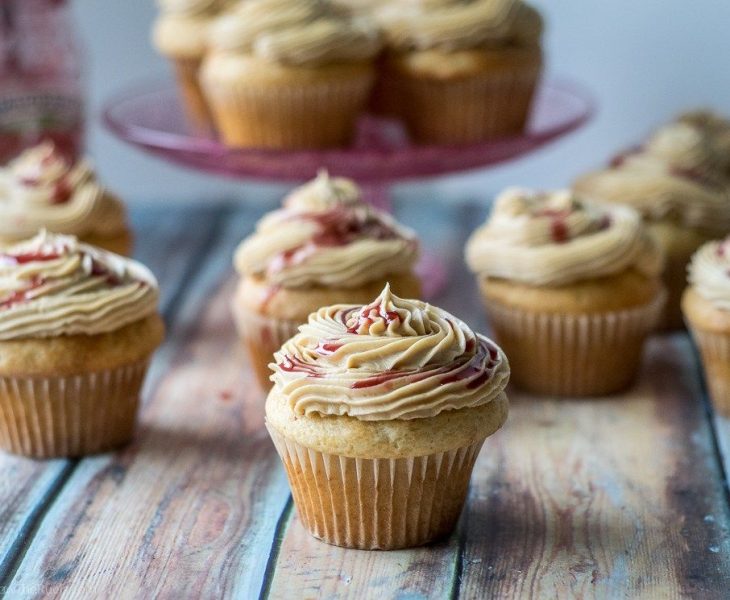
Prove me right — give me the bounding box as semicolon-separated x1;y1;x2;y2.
687;236;730;311
574;120;730;234
376;0;542;52
270;284;509;420
0;143;127;242
465;188;662;286
234;172;418;288
0;231;159;341
208;0;381;66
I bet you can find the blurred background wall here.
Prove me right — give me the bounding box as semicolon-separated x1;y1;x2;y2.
72;0;730;205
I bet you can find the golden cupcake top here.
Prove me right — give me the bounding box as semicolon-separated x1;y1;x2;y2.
465;188;662;286
0;231;159;341
687;236;730;312
376;0;542;52
234;171;418;289
269;284;509;420
208;0;382;66
0;142;127;242
574;118;730;234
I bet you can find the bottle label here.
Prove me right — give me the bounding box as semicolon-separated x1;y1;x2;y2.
0;92;82;133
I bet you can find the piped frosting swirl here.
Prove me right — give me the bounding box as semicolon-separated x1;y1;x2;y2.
688;236;730;311
574;118;730;233
0;143;127;242
271;284;509;420
208;0;381;66
0;231;159;340
465;188;662;286
234;172;418;288
376;0;542;52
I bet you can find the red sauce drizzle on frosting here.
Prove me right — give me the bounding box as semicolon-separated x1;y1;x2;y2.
0;252;61;265
277;355;322;377
346;301;400;334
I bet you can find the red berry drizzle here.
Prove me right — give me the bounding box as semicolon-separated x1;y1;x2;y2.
346;301;400;334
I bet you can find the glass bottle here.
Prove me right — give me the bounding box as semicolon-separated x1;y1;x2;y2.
0;0;85;163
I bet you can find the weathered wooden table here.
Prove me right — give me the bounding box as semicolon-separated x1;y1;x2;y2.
1;200;729;599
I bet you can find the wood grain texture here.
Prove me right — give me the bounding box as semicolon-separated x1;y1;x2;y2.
1;200;729;600
0;206;222;587
4;206;295;600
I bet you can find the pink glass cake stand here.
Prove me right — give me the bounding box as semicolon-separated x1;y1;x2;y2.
103;78;594;296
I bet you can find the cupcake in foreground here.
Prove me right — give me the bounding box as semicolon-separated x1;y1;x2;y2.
152;0;226;131
201;0;381;148
574;116;730;330
265;285;509;549
374;0;543;143
232;172;421;389
683;237;730;416
466;188;665;396
0;231;164;458
0;142;132;256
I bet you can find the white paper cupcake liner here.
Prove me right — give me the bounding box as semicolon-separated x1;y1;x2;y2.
232;303;301;390
0;361;149;458
484;291;666;396
267;424;484;550
687;326;730;416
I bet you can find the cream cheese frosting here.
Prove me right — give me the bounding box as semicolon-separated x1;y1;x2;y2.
0;143;127;242
688;236;730;311
270;284;509;420
574;120;730;234
0;231;159;341
208;0;382;66
234;172;418;289
465;188;662;286
376;0;542;52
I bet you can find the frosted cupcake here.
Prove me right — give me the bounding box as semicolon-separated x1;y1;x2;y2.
266;285;509;549
0;232;164;458
374;0;543;143
0;142;132;256
232;172;420;389
201;0;381;148
683;236;730;416
574;119;730;330
466;188;665;396
152;0;227;131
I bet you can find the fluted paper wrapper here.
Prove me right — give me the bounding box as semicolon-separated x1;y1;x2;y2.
232;303;301;390
0;361;149;459
687;325;730;416
394;66;541;144
203;73;373;149
484;292;665;397
267;425;483;550
172;58;215;133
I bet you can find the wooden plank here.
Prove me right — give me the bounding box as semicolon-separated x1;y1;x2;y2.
4;206;296;599
0;205;225;590
265;200;487;600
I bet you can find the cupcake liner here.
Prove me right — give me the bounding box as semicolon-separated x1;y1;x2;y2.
267;424;484;550
686;326;730;416
231;303;301;390
171;57;215;133
484;291;666;397
391;64;541;144
0;361;149;459
202;72;374;149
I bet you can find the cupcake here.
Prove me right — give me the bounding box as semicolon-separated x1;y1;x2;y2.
266;284;509;549
232;172;421;390
373;0;543;143
574;118;730;330
683;236;730;416
201;0;382;149
152;0;226;131
465;188;665;396
0;142;132;256
0;231;164;458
